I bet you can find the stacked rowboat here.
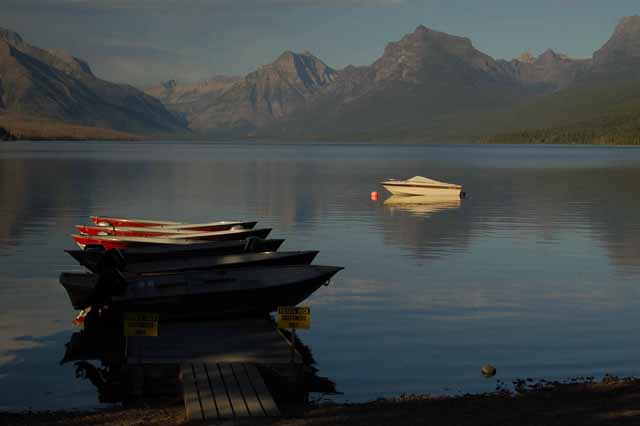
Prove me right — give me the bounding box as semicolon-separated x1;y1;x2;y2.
60;215;342;321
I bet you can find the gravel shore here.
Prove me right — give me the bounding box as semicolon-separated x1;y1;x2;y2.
2;378;640;426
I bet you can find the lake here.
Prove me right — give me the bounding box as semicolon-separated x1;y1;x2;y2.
1;141;640;410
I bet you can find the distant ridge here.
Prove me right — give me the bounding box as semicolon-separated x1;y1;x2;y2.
145;19;640;141
590;15;640;81
0;28;188;136
0;112;144;141
146;51;338;135
6;15;640;142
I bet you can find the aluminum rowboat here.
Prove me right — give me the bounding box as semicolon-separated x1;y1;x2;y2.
60;265;342;315
66;239;285;272
112;265;342;318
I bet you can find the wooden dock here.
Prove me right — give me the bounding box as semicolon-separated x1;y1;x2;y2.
125;317;301;421
182;362;280;421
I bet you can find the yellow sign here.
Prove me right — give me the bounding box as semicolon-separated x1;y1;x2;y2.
124;313;159;337
277;306;311;330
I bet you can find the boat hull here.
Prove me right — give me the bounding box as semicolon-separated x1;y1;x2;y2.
382;184;462;199
123;250;319;275
77;225;194;237
111;266;342;319
79;221;257;236
72;228;272;250
66;239;285;272
59;273;99;309
91;216;178;227
162;221;257;232
60;265;342;315
60;251;321;309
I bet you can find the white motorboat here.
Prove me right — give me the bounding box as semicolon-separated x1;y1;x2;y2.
380;176;463;199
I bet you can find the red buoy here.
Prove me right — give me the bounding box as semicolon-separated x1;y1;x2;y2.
371;191;379;201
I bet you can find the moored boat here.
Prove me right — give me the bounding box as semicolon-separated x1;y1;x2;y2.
162;221;257;232
380;176;463;199
66;238;286;272
72;228;272;250
60;251;321;307
91;216;179;227
67;249;316;276
123;250;319;274
112;265;342;318
84;220;257;234
60;265;342;316
90;216;257;231
60;251;318;309
77;225;199;237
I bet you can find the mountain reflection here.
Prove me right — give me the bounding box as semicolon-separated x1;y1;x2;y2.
0;159;31;251
1;143;640;271
577;167;640;272
0;158;96;253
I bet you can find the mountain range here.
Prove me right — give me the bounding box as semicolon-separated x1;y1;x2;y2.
2;16;640;141
145;16;640;141
0;28;187;138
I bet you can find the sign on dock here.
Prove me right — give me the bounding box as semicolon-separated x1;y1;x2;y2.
124;313;159;337
277;306;310;330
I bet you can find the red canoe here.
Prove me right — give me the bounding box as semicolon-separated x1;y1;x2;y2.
77;221;257;237
72;228;272;250
91;216;178;227
77;225;194;237
90;216;257;232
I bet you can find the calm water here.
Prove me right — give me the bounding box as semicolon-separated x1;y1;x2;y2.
1;141;640;410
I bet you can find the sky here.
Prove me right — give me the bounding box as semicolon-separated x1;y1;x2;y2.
0;0;638;87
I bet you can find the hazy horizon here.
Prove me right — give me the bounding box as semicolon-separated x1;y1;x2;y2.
1;0;638;87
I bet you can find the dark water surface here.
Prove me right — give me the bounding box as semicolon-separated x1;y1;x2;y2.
1;141;640;409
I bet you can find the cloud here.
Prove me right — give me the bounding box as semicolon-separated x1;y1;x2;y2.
1;0;407;85
9;0;403;9
266;0;404;4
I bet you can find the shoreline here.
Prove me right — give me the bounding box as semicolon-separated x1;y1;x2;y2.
5;137;640;147
2;377;640;425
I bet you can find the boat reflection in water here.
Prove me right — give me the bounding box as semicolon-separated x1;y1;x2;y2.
383;195;461;217
61;312;338;407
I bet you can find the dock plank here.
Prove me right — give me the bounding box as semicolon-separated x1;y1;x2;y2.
206;363;233;418
244;364;280;416
232;363;265;416
193;363;218;420
219;363;250;417
181;364;203;421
